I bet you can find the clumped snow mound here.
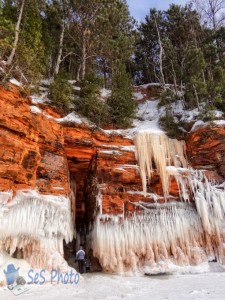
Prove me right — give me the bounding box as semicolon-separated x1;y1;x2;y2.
143;261;210;275
31;93;49;105
9;78;21;87
30;105;42;114
190;119;225;132
100;88;111;99
133;91;144;100
56;112;93;127
130;99;164;135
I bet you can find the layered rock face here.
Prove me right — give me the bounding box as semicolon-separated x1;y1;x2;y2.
1;84;225;275
0;85;69;195
0;83;177;217
186;126;225;180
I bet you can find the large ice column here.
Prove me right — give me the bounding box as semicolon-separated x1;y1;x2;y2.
190;170;225;238
0;189;74;270
134;131;187;196
134;130;225;232
92;203;207;273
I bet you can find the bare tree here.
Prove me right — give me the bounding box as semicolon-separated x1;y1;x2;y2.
191;0;225;30
53;19;66;77
153;13;165;88
7;0;25;67
52;0;71;79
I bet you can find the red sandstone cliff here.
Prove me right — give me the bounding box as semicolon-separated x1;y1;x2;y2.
186;126;225;181
0;84;69;195
0;84;183;220
0;84;225;219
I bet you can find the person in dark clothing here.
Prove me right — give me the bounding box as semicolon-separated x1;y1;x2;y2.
76;246;85;274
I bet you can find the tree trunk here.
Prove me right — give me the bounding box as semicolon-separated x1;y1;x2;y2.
103;59;107;88
154;14;165;88
202;69;206;85
81;31;87;80
53;20;65;77
76;64;81;81
7;0;25;67
193;83;200;110
171;61;178;96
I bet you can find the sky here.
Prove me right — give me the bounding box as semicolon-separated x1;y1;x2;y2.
127;0;188;22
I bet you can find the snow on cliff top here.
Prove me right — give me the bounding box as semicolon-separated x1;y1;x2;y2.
129;99;164;134
9;78;21;87
191;119;225;132
56;112;93;127
28;82;225;136
29;103;93;127
102;99;164;137
31;93;49;105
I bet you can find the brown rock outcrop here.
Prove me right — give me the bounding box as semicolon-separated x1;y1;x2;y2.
186;126;225;181
133;83;161;101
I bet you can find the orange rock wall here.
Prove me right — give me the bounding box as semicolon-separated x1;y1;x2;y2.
0;85;69;195
1;86;225;219
186;126;225;181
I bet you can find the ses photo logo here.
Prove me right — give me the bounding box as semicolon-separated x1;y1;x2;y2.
3;263;80;296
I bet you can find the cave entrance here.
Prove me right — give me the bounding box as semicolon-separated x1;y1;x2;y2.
64;157;101;272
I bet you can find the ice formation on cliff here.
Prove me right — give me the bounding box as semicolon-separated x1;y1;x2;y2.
0;189;74;270
92;130;225;273
92;203;209;273
134;132;187;197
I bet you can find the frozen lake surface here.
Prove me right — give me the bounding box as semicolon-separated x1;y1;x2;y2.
1;268;225;300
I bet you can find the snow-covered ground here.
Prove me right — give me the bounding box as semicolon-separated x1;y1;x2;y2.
1;267;225;300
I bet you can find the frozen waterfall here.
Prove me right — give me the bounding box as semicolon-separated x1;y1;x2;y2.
92;131;225;274
0;189;74;270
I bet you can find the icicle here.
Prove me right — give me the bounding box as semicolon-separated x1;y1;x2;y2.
0;189;74;270
91;129;225;274
0;191;12;205
134;131;225;239
92;203;207;273
134;131;187;197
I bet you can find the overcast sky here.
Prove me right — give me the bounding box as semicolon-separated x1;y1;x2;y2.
127;0;188;22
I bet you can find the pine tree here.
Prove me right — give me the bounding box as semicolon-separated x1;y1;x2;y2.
107;62;136;128
183;47;207;109
99;0;135;64
0;2;13;60
48;72;73;109
15;0;45;84
75;72;108;126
